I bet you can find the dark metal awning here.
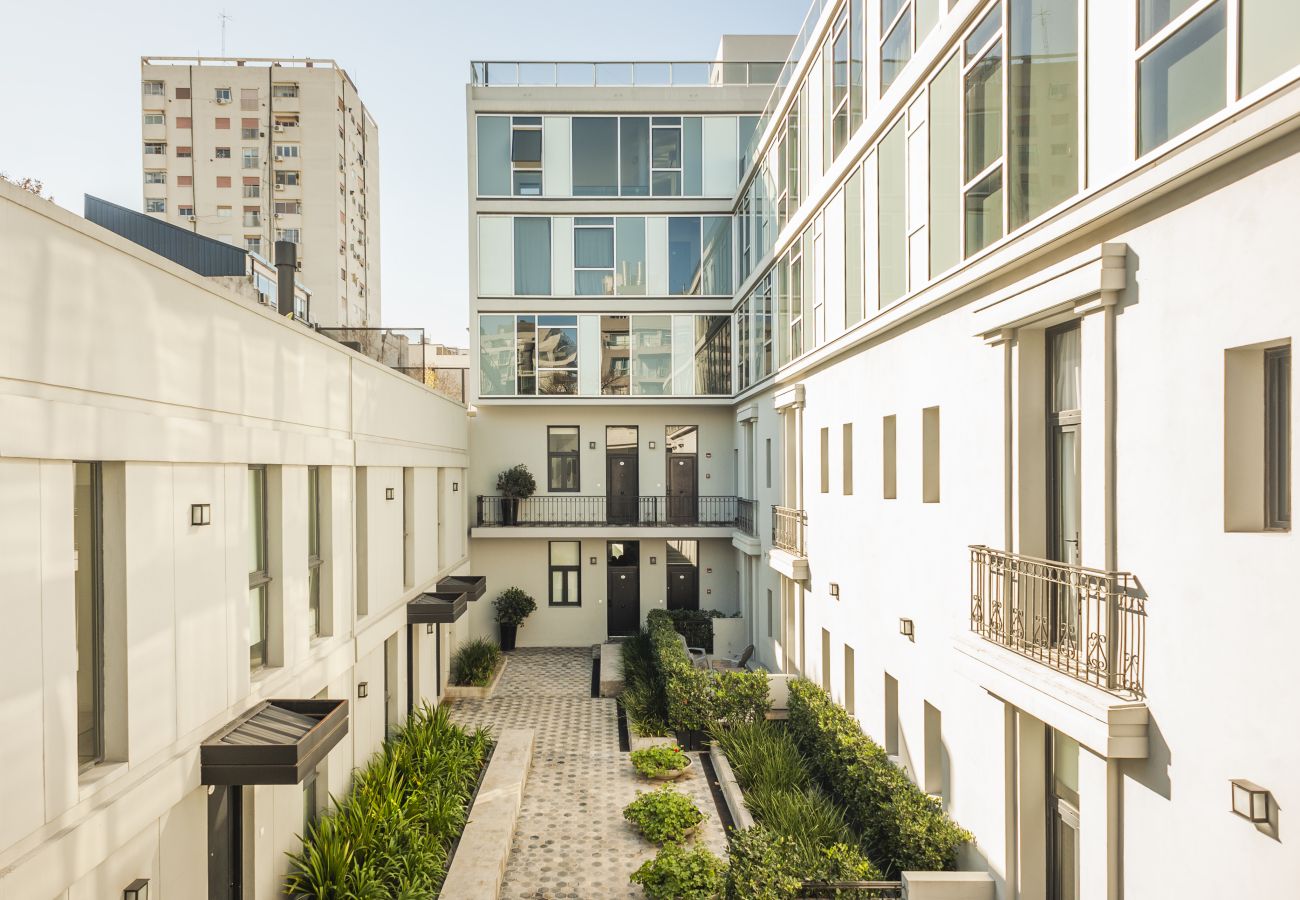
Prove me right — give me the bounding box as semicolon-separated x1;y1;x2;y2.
437;574;487;602
408;590;467;624
201;699;348;785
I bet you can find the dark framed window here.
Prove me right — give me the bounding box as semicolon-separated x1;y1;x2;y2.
307;466;323;637
548;426;580;491
74;461;104;769
1265;345;1291;530
548;541;581;606
248;465;270;670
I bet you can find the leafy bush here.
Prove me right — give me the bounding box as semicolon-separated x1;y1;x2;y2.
623;785;706;844
495;464;536;498
723;827;803;900
450;637;501;687
284;704;490;898
659;607;727;652
744;786;852;864
646;610;769;735
713;668;773;729
630;842;725;899
621;631;670;736
787;679;972;875
492;586;537;627
630;743;690;777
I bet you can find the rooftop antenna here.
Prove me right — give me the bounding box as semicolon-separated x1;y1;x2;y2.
218;10;232;56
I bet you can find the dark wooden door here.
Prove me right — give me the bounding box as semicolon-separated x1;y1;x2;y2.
607;452;639;524
208;784;242;899
607;541;641;636
667;565;699;611
666;455;698;524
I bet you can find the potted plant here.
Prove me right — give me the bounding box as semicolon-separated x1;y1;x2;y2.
496;464;536;526
493;586;537;651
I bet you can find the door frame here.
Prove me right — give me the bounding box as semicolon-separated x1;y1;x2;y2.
207;784;243;899
606;540;641;636
1045;321;1082;652
606;425;639;525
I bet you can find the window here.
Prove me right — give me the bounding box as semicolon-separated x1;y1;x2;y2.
1138;1;1226;154
702;216;733;295
616;217;646;295
844;645;856;715
275;170;300;186
243;179;261;198
668;216;702;295
631;316;672;395
621;117;650;196
275;201;302;215
143;112;164;126
651;116;684;195
248;465;270;670
884;672;900;756
878;119;907;305
177;116;192;129
537;316;579;394
477;116;511;195
178;205;194;217
272;82;299;98
881;0;913;94
766;588;774;638
511;116;542;196
177;175;193;187
242;119;259;140
1265;346;1291;529
766;438;772;489
146;198;166;213
845;168;863;325
842;423;854;495
142;80;164;96
245;236;262;254
215;87;232;102
144;142;166;155
308;467;324;637
883;415;898;499
821;628;832;691
74;462;104;769
929;54;961;277
922;406;941;503
215;147;232;159
828;8;852;155
514;218;552;295
144;170;166;184
278;227;301;243
574;217;614;295
1241;0;1300;94
275;144;300;159
241;88;259;110
548;427;580;491
964;4;1004;256
215;117;230;130
820;427;830;493
243;207;261;227
216;176;232;188
243;148;260;169
274;114;299;130
175;86;190;100
177;146;192;158
694;315;732;395
572;117;618;195
217;206;232;218
548;541;581;605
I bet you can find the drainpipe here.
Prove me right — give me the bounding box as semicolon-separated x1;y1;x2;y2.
275;240;297;316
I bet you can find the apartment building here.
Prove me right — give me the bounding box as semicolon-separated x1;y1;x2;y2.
468;2;1299;897
0;179;472;898
140;56;380;328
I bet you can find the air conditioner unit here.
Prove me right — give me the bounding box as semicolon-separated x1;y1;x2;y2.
187;216;197;222
216;97;231;105
295;261;303;271
275;183;285;191
273;123;284;132
274;212;283;219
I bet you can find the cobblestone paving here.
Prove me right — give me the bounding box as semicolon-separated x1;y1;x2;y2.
448;646;727;899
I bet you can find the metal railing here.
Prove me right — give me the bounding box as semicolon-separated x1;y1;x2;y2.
771;505;807;556
969;546;1147;698
736;498;757;537
469;60;784;88
477;494;740;527
799;882;902;899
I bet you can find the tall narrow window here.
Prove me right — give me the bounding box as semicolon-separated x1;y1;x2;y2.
842;423;854;495
922;407;941;503
248;465;270;671
884;672;900;756
923;702;943;794
883;415;898;499
574;217;615;295
548;426;581;492
844;645;856;715
845;169;863;325
1138;1;1226;154
821;628;832;691
668;217;702;295
1265;346;1291;530
601;316;631;395
820;427;830;493
929;54;962;277
830;8;852;156
514;217;551;295
74;462;104;769
651;117;684;195
307;466;323;638
510;116;543;196
620;117;650;197
964;4;1005;256
403;468;414;589
616;217;647;295
572;117;618;196
766;438;773;490
878;119;907;306
549;541;581;605
767;588;774;638
882;1;914;94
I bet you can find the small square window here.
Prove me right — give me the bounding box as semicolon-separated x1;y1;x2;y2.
216;147;232;159
146;198;166;213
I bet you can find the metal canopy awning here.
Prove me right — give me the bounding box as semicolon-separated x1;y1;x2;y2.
408;590;468;624
436;574;487;601
201;699;348;785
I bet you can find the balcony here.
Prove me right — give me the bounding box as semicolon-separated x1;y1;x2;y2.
968;546;1147;698
469;60;783;88
475;494;739;528
736;498;757;537
771;505;806;555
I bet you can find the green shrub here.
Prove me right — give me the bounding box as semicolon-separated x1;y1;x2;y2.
630;842;725;899
283;704;490;897
450;637;501;686
723;827;803;900
787;679;972;875
623;785;706;844
659;607;726;652
646;610;769;735
622;631;670;736
492;586;537;627
805;842;885;897
745;786;852;863
712;668;773;730
495;464;536;498
712;721;808;796
630;743;690;777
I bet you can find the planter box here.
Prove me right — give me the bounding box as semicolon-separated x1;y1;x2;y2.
674;728;710;752
444;656;508;700
709;743;754;830
628;733;676;752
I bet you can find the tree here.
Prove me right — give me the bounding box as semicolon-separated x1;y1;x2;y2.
0;173;53;201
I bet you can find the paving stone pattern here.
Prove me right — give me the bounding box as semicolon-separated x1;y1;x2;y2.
448;647;727;899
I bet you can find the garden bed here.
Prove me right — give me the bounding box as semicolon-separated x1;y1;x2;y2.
444;654;508;700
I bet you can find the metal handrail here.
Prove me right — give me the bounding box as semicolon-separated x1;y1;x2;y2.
468;60;785;88
477;494;741;527
771;505;807;556
799;881;903;899
736;498;757;537
969;545;1146;697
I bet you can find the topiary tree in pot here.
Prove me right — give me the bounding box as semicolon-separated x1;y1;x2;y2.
493;586;537;651
496;464;536;526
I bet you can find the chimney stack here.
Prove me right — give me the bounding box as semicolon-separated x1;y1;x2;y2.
274;240;297;316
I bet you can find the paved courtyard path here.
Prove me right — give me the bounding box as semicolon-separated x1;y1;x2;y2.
447;646;727;899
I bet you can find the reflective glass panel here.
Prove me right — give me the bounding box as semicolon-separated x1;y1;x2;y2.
1138;1;1226;154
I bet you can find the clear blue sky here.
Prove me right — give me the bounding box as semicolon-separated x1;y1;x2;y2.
2;0;802;345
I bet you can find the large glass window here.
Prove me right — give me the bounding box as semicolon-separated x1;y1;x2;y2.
574;217;615;295
830;8;852;156
620;117;650;196
308;466;323;638
572;117;618;195
845;168;863;325
74;462;104;769
1009;0;1078;230
1241;0;1300;94
511;116;543;196
652;117;683;195
548;541;581;605
882;3;914;94
929;54;962;277
668;217;703;295
964;5;1004;255
536;316;578;394
790;244;804;358
514;217;551;295
695;315;732;395
479;315;516;396
1138;1;1226;154
878;120;907;306
632;316;673;395
547;426;581;492
248;465;270;671
616;217;646;295
601;316;631;395
702;215;733;295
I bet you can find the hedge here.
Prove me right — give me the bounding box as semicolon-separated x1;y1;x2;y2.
657;607;728;653
646;609;769;734
787;679;972;875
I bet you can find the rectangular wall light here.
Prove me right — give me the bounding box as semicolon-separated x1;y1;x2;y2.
1230;779;1271;823
190;503;211;526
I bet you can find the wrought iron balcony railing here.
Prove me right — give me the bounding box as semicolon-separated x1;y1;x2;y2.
476;494;740;527
969;546;1147;698
771;505;807;556
736;498;757;537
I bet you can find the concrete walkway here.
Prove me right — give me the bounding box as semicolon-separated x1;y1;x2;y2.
447;647;727;899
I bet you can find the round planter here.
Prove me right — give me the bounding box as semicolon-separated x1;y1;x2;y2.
499;622;518;651
644;756;693;781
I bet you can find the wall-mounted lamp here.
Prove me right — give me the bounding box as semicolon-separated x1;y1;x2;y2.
124;879;150;900
706;567;712;574
899;618;914;639
385;488;395;500
705;452;712;459
1230;779;1271;823
190;503;211;526
649;441;656;449
452;482;459;492
426;623;435;635
589;441;597;450
357;681;369;699
829;582;840;598
649;556;657;565
590;556;598;565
